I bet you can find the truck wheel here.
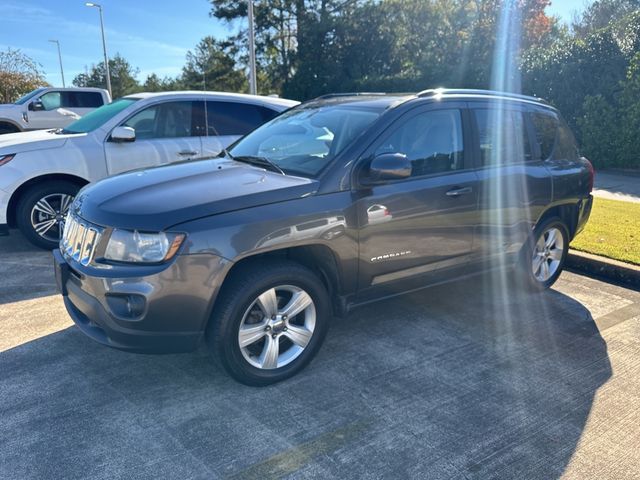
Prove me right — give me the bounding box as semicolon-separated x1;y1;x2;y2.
520;217;569;291
0;123;20;135
16;181;79;250
207;260;331;386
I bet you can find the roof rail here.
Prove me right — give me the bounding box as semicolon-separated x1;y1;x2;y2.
417;88;549;104
309;92;388;101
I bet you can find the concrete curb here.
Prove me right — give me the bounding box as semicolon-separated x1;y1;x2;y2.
566;249;640;288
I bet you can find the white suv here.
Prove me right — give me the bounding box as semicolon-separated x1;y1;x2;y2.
0;87;111;134
0;91;298;248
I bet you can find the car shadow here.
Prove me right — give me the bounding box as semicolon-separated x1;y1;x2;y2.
0;230;56;305
0;273;611;479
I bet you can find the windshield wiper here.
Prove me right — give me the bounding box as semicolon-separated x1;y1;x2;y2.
230;154;286;175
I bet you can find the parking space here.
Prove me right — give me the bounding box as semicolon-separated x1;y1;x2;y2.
1;231;640;479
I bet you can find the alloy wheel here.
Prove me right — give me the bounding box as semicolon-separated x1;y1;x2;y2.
238;285;316;370
531;226;564;282
29;193;74;243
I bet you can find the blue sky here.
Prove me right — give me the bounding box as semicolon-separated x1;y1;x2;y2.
1;0;592;88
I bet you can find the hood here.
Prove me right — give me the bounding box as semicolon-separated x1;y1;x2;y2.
0;129;76;154
74;158;319;231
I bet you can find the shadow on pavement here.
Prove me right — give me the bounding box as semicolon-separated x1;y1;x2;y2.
0;230;56;305
0;273;611;479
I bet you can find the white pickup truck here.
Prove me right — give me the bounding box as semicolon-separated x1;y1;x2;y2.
0;87;111;134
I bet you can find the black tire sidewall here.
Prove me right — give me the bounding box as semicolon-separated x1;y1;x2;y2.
211;262;330;386
0;123;20;135
16;181;80;250
522;217;569;290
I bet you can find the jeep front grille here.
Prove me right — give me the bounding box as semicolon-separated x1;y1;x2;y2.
60;214;102;266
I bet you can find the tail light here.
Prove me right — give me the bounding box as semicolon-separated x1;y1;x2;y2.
582;157;595;192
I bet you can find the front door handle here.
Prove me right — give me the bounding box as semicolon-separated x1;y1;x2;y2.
178;150;198;156
445;186;473;197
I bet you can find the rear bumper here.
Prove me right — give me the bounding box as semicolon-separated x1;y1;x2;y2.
54;249;229;354
574;194;593;237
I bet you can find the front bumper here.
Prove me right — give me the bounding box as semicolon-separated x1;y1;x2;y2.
54;249;229;354
0;187;10;226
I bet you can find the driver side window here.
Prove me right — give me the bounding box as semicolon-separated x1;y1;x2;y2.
375;109;464;177
39;91;62;111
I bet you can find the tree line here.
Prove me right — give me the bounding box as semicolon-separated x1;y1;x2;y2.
70;0;640;169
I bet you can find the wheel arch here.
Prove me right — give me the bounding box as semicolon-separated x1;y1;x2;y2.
534;202;580;240
209;244;347;323
0;119;23;132
7;173;89;227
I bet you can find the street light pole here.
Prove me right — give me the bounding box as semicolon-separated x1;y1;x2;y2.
248;0;257;95
48;40;65;87
85;2;112;98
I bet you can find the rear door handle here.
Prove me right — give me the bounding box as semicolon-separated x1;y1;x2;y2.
446;186;473;197
178;150;198;156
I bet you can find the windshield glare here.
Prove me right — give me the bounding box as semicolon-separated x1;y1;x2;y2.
14;88;46;105
61;98;138;134
229;104;383;177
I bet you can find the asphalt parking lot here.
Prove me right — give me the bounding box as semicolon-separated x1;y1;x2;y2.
1;232;640;480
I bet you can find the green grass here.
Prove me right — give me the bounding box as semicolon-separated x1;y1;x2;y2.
572;197;640;265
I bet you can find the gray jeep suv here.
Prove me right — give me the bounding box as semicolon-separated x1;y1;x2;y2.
54;89;594;385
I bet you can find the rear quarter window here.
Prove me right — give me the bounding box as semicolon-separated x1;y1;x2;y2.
68;92;105;108
554;120;580;161
530;112;557;160
207;101;278;136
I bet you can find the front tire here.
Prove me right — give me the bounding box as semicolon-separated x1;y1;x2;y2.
0;122;20;135
207;260;331;386
16;181;80;250
520;217;569;291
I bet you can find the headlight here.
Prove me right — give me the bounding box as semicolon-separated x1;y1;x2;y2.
0;154;16;166
104;229;185;263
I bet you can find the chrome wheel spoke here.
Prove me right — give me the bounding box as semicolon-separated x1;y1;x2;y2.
548;248;562;261
259;335;280;369
60;194;74;215
280;290;313;319
238;322;267;348
532;255;544;275
256;288;278;317
283;324;312;348
545;229;557;248
34;198;56;216
541;259;551;280
34;218;57;235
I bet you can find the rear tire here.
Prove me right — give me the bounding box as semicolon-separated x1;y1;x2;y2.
519;217;569;291
207;260;331;386
16;181;80;250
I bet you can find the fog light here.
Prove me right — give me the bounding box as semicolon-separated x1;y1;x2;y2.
106;293;146;320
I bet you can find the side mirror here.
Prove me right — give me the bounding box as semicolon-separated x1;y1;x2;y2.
29;101;44;112
110;126;136;143
365;153;412;183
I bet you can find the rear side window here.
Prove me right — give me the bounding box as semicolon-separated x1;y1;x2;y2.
206;101;276;136
66;92;104;108
555;120;579;161
474;109;532;166
530;112;557;160
375;109;465;177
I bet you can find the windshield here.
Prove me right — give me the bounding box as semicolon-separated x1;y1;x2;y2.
229;103;383;177
14;88;47;105
61;98;138;134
